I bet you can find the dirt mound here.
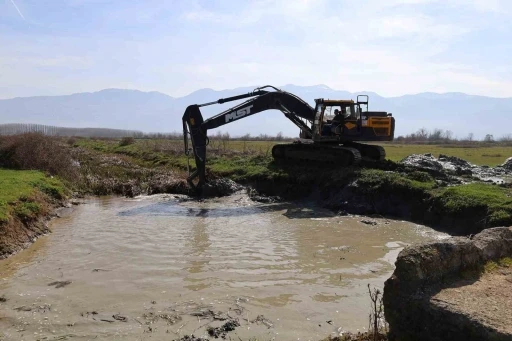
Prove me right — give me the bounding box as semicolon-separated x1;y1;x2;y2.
502;157;512;171
400;153;444;172
400;153;473;175
400;153;512;183
200;178;244;197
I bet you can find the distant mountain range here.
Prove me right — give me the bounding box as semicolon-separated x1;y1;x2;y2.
1;85;511;139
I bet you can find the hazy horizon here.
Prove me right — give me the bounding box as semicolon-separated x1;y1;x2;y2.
2;84;512;101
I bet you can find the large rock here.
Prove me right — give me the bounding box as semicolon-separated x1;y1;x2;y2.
384;227;512;341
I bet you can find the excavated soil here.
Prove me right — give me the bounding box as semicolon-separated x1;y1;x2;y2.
401;153;512;184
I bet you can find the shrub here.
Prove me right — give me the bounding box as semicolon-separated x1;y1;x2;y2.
0;133;78;181
119;136;135;146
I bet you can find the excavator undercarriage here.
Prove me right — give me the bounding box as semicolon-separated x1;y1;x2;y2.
182;85;394;189
271;141;386;165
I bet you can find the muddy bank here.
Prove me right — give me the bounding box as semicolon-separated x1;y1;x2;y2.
72;145;511;235
72;147;247;198
0;196;72;259
383;227;512;341
246;155;512;236
248;179;508;236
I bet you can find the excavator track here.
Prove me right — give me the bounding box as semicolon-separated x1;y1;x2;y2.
344;142;386;162
272;143;362;166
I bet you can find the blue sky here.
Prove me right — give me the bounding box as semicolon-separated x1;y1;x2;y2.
1;0;511;99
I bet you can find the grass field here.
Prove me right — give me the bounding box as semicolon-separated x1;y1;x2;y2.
0;169;66;223
186;139;512;166
74;138;512;176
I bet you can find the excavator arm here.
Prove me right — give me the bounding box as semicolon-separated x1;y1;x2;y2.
182;85;315;189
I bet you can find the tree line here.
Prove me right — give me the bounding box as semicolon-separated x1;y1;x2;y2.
1;123;511;144
395;128;512;143
0;123;143;138
0;123;293;141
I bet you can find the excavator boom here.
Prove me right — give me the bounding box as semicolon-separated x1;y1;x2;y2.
183;86;315;188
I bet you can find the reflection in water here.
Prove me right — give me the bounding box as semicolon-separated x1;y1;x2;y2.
0;236;49;289
0;194;449;341
183;215;211;290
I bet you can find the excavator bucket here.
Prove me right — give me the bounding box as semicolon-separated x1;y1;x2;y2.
183;105;207;189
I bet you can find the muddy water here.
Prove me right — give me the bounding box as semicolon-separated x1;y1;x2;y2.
0;194;449;341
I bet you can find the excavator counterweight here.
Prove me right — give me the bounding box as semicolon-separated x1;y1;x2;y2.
182;85;395;190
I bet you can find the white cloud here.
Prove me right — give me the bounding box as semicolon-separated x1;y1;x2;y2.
1;0;511;99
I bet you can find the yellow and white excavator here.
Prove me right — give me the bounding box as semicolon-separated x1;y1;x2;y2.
183;85;395;189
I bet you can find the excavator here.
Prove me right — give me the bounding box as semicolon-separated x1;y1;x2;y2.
183;85;395;189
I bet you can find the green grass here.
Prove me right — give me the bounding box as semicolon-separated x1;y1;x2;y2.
0;169;67;223
357;169;436;194
75;137;512;168
13;201;42;222
207;155;287;181
350;169;512;229
434;183;512;226
484;257;512;273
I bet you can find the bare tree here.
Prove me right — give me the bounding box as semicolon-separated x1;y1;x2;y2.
499;134;512;142
442;130;453;141
428;128;444;141
416;127;428;141
484;134;494;142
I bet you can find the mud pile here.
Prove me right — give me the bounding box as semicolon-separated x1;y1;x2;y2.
200;178;244;197
400;153;512;183
502;157;512;171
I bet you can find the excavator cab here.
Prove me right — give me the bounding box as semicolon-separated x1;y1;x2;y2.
312;99;361;140
312;96;394;142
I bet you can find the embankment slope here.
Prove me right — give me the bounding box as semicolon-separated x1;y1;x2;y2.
0;169;68;258
383;227;512;341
